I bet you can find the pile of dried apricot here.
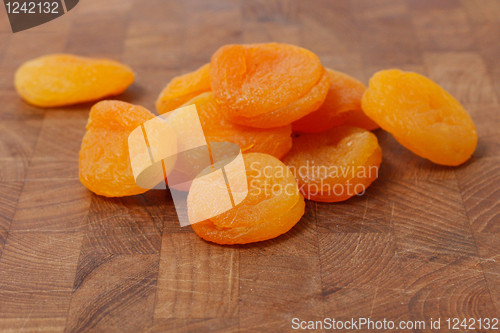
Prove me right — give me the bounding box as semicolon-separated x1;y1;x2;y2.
16;42;478;245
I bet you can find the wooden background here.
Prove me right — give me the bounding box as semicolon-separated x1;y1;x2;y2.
0;0;499;332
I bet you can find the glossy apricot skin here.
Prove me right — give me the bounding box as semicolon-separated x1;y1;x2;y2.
283;126;382;202
362;69;477;166
210;43;324;118
183;92;292;159
15;54;134;108
156;63;211;114
189;153;304;245
292;68;370;133
79;100;155;197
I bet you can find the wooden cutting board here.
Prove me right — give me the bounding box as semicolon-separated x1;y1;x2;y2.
0;0;498;332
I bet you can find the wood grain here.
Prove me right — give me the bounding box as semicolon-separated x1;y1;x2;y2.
66;253;159;333
0;0;498;332
401;256;497;321
154;233;238;320
409;0;475;52
238;255;324;332
0;231;82;321
9;179;91;232
0;182;23;257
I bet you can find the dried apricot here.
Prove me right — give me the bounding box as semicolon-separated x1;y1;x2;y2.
292;68;370;132
283;126;382;202
224;69;330;128
211;43;327;123
79;100;162;197
156;63;211;114
341;109;380;131
15;54;134;108
160;105;215;190
362;69;477;166
182;92;292;158
189;153;305;244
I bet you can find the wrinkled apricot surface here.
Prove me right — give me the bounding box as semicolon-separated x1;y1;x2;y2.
79;100;156;197
362;69;477;166
15;54;134;108
156;63;211;114
292;68;371;133
211;43;324;118
225;69;330;128
189;153;305;244
183;92;292;158
283;126;382;202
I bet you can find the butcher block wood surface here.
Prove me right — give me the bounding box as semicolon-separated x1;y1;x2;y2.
0;0;499;332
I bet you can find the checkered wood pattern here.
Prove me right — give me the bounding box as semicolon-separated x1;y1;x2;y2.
0;0;499;332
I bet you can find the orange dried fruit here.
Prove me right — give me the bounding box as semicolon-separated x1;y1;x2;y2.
292;68;376;132
15;54;134;108
156;63;211;114
210;43;327;124
191;198;305;245
182;92;292;159
362;69;477;166
189;153;305;244
341;109;380;131
79;100;162;197
224;69;330;128
283;126;382;202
